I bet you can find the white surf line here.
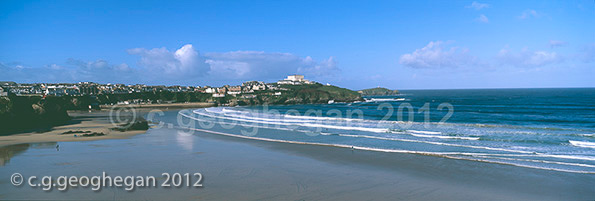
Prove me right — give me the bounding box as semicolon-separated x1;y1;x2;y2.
179;126;595;174
228;106;591;134
182;111;595;162
364;98;406;102
402;130;480;140
408;133;479;140
181;111;385;137
332;133;534;154
569;140;595;149
218;108;395;127
179;111;295;131
426;152;595;162
181;111;535;154
406;130;442;135
193;109;390;133
222;107;566;134
284;113;371;122
220;109;480;141
221;111;320;123
217;108;408;133
183;126;498;157
474;155;595;169
184;112;392;138
442;155;595;174
195;109;295;126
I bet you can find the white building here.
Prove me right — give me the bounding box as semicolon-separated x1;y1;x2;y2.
205;88;217;93
277;75;313;85
286;75;304;82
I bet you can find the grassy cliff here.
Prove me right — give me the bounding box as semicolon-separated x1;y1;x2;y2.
238;83;363;105
358;87;399;96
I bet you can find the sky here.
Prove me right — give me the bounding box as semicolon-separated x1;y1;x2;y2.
0;0;594;90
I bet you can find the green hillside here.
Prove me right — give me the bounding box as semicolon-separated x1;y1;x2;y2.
237;83;363;105
357;87;399;96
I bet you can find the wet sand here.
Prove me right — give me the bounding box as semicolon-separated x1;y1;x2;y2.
189;128;595;200
1;122;593;200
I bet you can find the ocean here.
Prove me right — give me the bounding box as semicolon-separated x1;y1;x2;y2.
180;88;595;174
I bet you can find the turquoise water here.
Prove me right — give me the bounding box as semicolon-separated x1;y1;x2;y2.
181;88;595;174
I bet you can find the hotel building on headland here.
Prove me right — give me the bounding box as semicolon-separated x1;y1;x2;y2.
277;75;314;85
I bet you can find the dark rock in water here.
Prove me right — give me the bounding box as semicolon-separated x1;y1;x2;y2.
62;130;91;135
111;118;149;132
80;132;105;137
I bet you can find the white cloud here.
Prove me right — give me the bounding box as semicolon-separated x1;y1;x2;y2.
205;51;339;81
127;44;210;77
1;44;340;85
399;41;477;68
67;58;130;72
498;47;562;67
298;56;339;77
549;40;566;48
127;44;339;82
467;1;490;10
66;59;132;80
476;14;489;23
0;60;134;84
519;9;540;19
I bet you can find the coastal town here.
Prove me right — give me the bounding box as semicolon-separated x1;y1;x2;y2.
0;75;315;98
0;74;363;135
0;74;366;111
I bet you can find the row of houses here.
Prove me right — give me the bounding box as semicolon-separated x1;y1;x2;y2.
203;81;274;98
0;75;316;97
203;75;315;98
0;82;209;96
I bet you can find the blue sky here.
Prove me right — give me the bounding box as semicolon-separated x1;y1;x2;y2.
1;0;593;89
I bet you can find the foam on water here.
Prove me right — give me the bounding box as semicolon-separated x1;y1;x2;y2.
406;130;442;135
180;106;595;174
408;133;480;140
569;140;595;149
180;122;595;174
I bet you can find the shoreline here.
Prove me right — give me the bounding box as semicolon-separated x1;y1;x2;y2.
0;102;215;148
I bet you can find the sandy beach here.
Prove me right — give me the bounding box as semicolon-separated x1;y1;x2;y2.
0;102;215;147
